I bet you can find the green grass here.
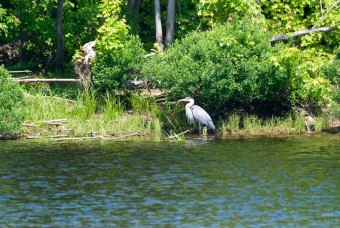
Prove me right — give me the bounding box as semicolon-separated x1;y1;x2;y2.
219;112;330;136
22;90;163;139
21;89;335;140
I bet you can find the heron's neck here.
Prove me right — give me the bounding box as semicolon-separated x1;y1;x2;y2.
186;100;194;109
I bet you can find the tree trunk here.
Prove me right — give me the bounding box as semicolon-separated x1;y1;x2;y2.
127;0;141;31
53;0;65;71
165;0;175;47
133;0;141;15
154;0;163;52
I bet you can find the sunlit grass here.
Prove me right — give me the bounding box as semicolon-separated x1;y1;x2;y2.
219;112;329;136
22;88;334;140
22;90;164;139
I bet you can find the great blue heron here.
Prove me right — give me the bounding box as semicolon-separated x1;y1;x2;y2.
178;97;215;134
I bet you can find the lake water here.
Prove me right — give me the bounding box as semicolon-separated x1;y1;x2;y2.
0;135;339;227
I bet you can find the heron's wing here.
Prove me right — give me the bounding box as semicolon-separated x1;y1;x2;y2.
191;105;215;130
185;107;195;124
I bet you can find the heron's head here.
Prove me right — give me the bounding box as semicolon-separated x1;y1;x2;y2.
178;97;194;103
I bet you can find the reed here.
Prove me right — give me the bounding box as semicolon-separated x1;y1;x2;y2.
22;89;334;139
241;114;262;135
219;112;329;136
314;115;330;132
103;92;123;122
294;113;306;133
22;90;164;139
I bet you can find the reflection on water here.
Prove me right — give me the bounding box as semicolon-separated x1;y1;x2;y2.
0;135;339;227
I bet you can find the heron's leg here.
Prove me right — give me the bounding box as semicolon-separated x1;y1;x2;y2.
306;124;311;133
202;126;207;135
198;123;202;135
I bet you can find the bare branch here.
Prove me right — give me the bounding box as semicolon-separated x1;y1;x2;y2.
313;0;340;28
270;26;338;44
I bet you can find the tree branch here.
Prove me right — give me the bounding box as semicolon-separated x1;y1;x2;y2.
270;26;338;44
11;78;81;83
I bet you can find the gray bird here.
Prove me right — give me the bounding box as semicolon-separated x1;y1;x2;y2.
178;97;215;134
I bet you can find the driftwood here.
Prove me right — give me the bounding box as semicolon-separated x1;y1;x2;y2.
23;119;68;127
166;130;190;140
35;119;67;124
12;78;81;83
74;41;95;90
270;26;338;44
8;70;32;74
56;132;146;141
47;135;69;138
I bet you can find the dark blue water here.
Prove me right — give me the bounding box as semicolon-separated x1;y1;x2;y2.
0;135;339;227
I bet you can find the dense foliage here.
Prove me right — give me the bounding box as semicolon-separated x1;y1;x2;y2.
323;51;340;87
0;66;26;137
92;35;146;90
0;0;339;117
1;0;339;70
0;0;100;69
142;19;332;114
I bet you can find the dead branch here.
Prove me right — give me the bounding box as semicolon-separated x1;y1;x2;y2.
166;130;190;140
22;123;37;127
22;119;67;127
313;0;340;28
112;132;146;139
35;119;67;123
46;135;69;138
8;70;32;74
26;135;41;139
11;78;81;83
270;26;338;44
56;132;146;141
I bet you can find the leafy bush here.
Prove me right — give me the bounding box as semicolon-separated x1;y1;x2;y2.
143;20;270;110
92;35;146;91
323;51;340;87
266;48;331;106
331;89;340;104
142;19;331;114
0;66;27;138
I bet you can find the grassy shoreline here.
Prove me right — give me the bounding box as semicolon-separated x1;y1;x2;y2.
16;90;339;141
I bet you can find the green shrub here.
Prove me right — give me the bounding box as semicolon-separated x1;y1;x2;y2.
0;66;27;138
323;51;340;87
143;19;272;111
142;18;331;114
92;35;146;91
331;89;340;104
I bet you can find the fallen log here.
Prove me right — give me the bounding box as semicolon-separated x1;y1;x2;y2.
8;70;32;74
56;132;146;141
22;119;67;127
270;26;338;44
35;118;67;124
11;78;81;83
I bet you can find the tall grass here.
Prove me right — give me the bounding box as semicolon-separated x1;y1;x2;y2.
220;112;329;136
22;88;333;139
103;92;123;122
22;90;164;139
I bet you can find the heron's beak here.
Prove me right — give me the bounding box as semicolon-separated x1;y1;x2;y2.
178;98;187;102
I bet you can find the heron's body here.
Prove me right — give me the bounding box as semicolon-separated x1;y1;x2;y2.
179;97;215;133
